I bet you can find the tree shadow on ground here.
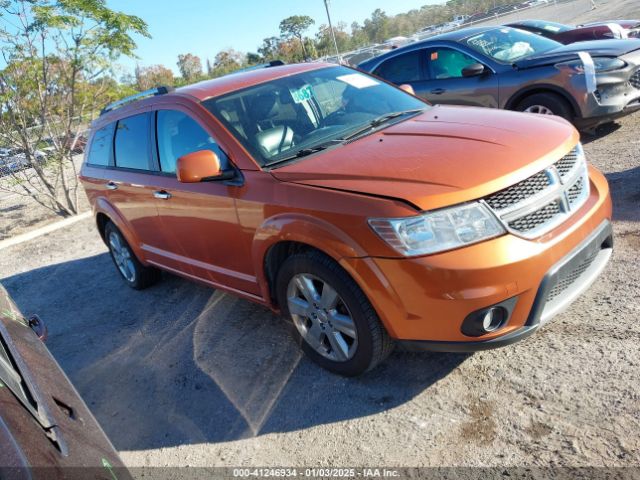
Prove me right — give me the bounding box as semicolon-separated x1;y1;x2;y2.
1;254;467;451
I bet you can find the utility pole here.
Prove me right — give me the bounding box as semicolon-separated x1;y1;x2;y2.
323;0;341;59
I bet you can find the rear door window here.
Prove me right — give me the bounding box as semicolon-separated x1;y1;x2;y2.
373;50;423;84
114;113;152;170
86;123;115;166
156;110;229;173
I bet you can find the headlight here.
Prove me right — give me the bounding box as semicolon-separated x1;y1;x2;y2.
557;57;626;73
593;57;626;72
369;202;505;257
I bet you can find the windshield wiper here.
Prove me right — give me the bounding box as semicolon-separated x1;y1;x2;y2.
340;108;425;143
265;139;343;167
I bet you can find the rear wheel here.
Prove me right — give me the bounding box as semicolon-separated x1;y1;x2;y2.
276;251;394;376
516;93;573;122
104;221;160;290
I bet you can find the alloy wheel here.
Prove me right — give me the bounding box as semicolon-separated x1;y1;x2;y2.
524;105;555;115
286;273;358;362
108;231;136;283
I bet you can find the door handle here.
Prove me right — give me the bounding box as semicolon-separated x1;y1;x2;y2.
153;190;172;200
430;88;446;95
105;181;118;190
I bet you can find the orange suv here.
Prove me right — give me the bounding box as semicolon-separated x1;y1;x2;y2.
80;63;613;376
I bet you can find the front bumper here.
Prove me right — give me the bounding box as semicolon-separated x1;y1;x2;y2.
340;166;612;350
398;219;612;352
576;56;640;128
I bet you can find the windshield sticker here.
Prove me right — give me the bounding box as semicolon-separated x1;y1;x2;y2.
289;84;314;104
336;73;379;89
468;36;499;57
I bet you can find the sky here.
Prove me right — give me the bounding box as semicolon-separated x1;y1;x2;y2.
106;0;442;76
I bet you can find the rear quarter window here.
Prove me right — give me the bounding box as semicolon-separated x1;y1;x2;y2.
114;113;152;170
86;123;115;166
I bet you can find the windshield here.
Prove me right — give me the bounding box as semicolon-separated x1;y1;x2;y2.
203;66;427;167
465;27;562;63
526;20;573;33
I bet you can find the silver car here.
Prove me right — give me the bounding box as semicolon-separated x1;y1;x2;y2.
359;26;640;131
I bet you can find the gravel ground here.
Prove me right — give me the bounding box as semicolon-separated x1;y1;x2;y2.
469;0;640;28
1;1;639;472
0;155;89;241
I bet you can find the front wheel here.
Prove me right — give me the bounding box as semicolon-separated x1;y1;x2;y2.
276;251;394;376
516;93;573;122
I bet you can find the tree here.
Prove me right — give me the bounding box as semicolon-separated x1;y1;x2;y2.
210;48;245;77
258;36;281;61
316;22;351;57
135;64;174;90
0;0;149;216
363;9;390;43
279;15;315;59
350;22;369;49
245;52;262;65
176;53;202;82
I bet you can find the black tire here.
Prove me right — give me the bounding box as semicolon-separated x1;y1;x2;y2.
276;250;394;376
516;93;573;122
104;221;160;290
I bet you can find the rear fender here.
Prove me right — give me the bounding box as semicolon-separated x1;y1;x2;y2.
93;197;147;264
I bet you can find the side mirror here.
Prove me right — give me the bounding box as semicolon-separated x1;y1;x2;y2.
462;63;486;77
398;84;416;95
176;150;233;183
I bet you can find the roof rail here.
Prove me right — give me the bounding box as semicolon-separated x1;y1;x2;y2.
227;60;286;76
100;86;174;116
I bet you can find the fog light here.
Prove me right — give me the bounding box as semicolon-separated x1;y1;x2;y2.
481;308;503;332
461;297;517;337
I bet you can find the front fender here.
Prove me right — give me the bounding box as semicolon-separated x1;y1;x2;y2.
252;213;369;303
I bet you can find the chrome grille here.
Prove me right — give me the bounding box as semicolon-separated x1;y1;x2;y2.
484;146;590;239
554;148;579;180
631;69;640;90
485;170;550;210
507;201;560;232
567;176;585;206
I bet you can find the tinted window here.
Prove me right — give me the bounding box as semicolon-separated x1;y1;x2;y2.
114;113;151;170
86;123;115;166
428;48;478;79
156;110;229;173
374;51;422;84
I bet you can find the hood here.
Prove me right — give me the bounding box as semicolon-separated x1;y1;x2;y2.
516;39;640;68
271;106;578;211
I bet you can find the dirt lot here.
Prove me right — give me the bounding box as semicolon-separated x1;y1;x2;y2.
1;0;639;473
471;0;640;28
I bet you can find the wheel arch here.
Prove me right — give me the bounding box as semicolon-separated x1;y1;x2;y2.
505;85;580;118
253;213;369;308
93;197;147;263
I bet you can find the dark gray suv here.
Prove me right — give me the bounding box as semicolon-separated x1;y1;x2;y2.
359;26;640;131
